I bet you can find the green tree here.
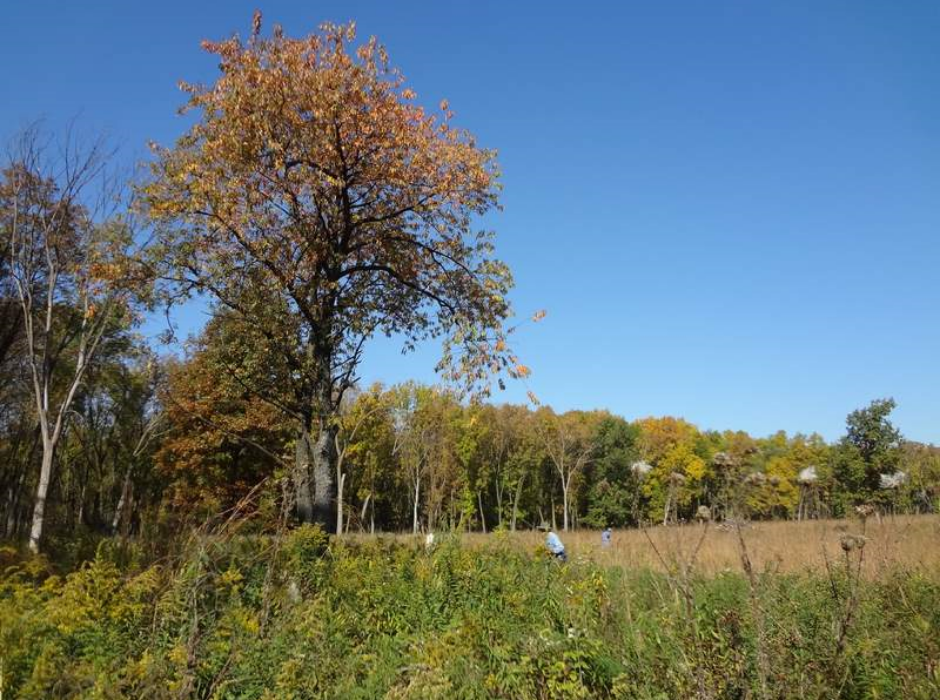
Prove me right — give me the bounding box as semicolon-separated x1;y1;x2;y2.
583;416;640;527
833;398;902;507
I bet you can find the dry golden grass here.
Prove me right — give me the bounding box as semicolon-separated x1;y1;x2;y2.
543;514;940;577
358;514;940;578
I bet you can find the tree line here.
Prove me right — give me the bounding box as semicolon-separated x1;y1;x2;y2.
3;291;938;545
158;345;940;534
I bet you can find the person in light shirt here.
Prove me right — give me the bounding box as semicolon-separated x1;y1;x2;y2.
542;526;567;562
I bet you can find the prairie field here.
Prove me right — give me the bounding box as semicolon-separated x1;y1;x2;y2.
362;514;940;578
4;519;940;698
472;514;940;577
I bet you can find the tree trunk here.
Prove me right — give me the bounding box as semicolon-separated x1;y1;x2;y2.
28;443;54;553
112;464;134;534
561;481;569;532
294;423;316;523
311;423;335;532
76;481;86;530
510;475;525;532
5;467;26;538
336;471;346;535
495;479;503;529
4;485;13;538
359;492;371;533
412;477;421;534
5;484;17;538
477;490;487;533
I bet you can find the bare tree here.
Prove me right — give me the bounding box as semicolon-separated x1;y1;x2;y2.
2;124;143;552
537;409;596;532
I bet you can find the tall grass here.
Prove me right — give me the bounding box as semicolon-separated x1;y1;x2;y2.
451;514;940;577
2;519;939;698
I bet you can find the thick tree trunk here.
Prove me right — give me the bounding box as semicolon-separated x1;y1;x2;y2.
294;423;316;524
28;443;54;553
311;424;335;532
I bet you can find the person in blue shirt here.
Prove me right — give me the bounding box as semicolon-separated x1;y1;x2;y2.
543;527;567;562
601;527;612;548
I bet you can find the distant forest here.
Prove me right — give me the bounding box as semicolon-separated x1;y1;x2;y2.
3;301;937;544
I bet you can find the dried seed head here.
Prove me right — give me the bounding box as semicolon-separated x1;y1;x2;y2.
840;534;867;552
712;452;736;470
798;466;818;484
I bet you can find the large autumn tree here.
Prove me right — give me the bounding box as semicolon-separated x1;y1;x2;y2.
144;15;522;529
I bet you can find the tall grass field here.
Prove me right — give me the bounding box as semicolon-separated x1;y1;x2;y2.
2;516;939;698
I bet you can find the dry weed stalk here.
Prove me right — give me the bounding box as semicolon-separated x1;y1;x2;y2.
734;520;770;700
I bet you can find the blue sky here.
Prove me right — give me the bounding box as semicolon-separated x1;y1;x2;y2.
3;1;938;442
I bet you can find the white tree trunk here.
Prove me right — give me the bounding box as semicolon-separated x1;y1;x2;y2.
359;492;371;533
111;466;133;534
28;443;54;553
561;478;570;532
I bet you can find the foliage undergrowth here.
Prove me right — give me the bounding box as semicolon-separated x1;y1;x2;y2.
1;532;938;699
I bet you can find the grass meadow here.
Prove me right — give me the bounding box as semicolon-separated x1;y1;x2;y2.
457;514;940;577
2;516;939;698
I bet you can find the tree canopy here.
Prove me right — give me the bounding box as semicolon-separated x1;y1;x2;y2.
144;15;524;529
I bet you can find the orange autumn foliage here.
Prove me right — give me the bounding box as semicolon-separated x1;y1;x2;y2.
156;321;290;514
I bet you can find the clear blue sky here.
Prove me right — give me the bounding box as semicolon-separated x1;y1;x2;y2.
3;1;938;443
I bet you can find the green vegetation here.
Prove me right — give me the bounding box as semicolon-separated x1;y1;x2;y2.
2;532;939;698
